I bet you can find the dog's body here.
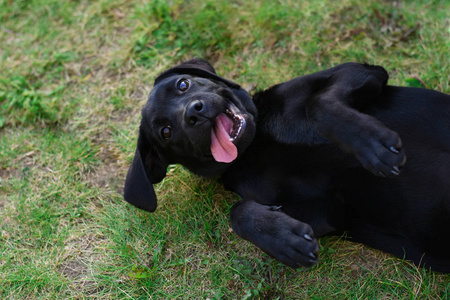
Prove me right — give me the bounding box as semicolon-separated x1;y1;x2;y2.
124;59;450;272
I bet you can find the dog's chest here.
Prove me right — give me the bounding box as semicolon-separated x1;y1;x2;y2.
222;143;340;205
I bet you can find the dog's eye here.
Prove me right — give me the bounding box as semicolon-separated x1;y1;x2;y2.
176;79;190;92
161;126;172;140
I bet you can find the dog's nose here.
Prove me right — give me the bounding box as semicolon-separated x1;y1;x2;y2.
185;100;206;126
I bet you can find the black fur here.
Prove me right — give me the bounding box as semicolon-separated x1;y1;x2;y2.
124;59;450;272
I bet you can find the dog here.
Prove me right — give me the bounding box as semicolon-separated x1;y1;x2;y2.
124;59;450;273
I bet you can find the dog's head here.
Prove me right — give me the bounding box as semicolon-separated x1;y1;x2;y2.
124;59;257;212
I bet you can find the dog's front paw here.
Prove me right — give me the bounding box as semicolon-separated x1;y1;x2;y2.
353;127;406;178
253;210;320;268
231;201;320;269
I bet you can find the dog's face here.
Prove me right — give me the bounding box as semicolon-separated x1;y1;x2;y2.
124;59;257;212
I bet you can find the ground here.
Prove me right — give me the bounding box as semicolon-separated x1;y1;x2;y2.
1;0;449;298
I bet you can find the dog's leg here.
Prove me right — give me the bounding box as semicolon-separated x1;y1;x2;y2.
298;63;406;177
308;64;407;177
230;200;319;268
256;63;406;177
310;95;406;177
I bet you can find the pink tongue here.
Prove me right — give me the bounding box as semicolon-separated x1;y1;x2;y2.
211;114;238;163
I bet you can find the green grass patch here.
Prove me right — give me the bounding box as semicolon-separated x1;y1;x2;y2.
1;0;449;298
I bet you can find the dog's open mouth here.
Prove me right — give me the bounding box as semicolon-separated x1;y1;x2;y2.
210;105;246;163
224;108;245;141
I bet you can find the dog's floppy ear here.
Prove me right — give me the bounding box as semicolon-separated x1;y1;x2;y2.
154;58;241;89
124;125;168;212
177;58;217;73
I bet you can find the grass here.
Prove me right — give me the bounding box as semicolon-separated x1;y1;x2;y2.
1;0;449;298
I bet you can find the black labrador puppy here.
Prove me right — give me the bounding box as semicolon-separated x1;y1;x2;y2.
124;59;450;272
